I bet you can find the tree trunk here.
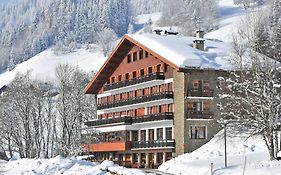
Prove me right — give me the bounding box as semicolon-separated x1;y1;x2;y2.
0;151;8;161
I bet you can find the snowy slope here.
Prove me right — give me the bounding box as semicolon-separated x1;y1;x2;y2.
158;129;281;175
0;49;106;88
205;0;261;42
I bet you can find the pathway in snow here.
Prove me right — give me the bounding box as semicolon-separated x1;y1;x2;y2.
144;169;175;175
0;160;6;175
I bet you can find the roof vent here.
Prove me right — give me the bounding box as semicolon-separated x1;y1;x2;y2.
164;30;178;35
153;29;163;35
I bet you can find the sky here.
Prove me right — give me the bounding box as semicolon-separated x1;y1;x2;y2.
0;0;14;5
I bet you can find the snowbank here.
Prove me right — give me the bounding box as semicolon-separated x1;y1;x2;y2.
3;156;150;175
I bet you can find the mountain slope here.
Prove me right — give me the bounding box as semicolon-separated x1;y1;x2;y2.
0;49;106;88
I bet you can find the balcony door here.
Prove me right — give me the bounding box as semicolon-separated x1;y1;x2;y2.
140;130;146;141
157;64;161;72
132;131;138;141
149;129;154;141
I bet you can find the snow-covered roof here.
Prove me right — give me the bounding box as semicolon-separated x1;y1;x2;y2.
128;34;232;70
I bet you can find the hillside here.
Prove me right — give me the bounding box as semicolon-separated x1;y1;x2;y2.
0;49;106;89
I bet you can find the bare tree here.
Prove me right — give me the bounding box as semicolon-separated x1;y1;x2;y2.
55;64;96;156
219;12;281;159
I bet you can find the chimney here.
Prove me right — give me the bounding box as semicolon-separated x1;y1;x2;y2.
193;30;205;51
195;30;204;38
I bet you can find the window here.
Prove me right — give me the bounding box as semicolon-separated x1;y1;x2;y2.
139;50;143;60
164;63;168;72
127;54;131;63
140;69;145;76
157;128;163;140
111;77;115;83
149;129;154;141
167;104;173;112
158;105;162;113
148;67;153;74
133;71;137;78
203;101;210;110
145;51;149;58
126;131;130;141
188;102;202;111
190;126;206;139
142;88;146;96
118;75;122;82
98;115;102;120
125;73;129;80
141;130;146;141
166;127;172;140
133;52;137;61
157;64;161;72
193;80;199;89
203;80;209;89
167;83;171;91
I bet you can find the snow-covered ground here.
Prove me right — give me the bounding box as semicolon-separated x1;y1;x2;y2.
0;0;275;175
159;129;281;175
0;49;106;89
205;0;262;43
2;156;151;175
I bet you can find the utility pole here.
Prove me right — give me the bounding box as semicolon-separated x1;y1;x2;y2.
224;122;227;168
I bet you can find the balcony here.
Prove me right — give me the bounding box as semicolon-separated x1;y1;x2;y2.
186;110;214;119
85;112;174;127
97;91;173;110
131;139;175;149
188;88;214;97
132;112;174;123
85;116;133;127
82;141;131;152
104;72;165;91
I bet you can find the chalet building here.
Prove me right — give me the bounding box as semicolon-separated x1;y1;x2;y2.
83;31;229;168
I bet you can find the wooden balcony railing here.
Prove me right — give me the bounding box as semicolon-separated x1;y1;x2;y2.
97;91;173;110
131;139;175;149
85;112;174;127
104;72;165;91
132;112;174;123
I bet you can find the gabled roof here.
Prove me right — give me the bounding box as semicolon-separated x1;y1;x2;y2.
129;34;231;69
85;34;231;94
84;35;182;94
